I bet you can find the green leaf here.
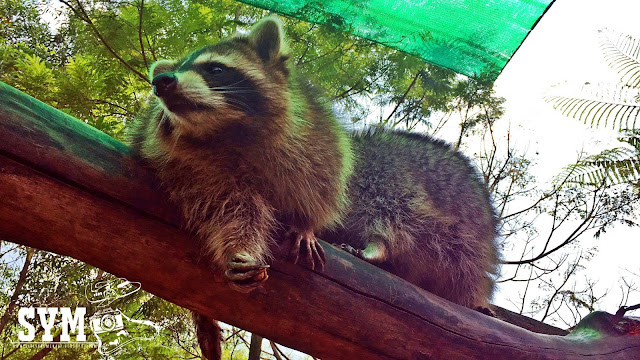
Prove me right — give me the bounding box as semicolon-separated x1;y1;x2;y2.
554;146;640;187
544;83;640;130
599;28;640;87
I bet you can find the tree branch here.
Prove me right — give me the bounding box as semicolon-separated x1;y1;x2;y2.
248;333;262;360
59;0;149;83
137;0;149;70
0;248;34;334
0;82;639;359
503;186;603;265
384;71;420;125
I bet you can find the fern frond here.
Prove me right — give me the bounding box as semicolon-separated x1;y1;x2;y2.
619;129;640;151
599;28;640;87
544;90;640;130
554;147;640;187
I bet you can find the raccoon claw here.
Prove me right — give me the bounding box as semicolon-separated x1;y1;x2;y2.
287;229;326;271
225;253;269;292
335;243;364;259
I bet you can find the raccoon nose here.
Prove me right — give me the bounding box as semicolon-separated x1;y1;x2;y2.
152;74;177;97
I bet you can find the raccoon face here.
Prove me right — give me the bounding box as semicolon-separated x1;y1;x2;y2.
148;17;290;139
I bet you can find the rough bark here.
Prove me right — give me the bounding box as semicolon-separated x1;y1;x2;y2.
0;81;638;359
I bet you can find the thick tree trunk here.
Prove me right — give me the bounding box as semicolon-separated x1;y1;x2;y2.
248;333;263;360
0;82;638;359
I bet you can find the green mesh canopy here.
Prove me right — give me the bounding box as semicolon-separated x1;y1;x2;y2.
237;0;555;78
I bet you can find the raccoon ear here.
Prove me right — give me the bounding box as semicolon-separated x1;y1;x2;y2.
248;16;289;62
148;60;175;82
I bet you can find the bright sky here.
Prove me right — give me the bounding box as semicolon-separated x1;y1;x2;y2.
491;0;640;318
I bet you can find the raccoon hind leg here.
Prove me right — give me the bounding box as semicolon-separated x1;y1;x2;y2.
415;239;496;309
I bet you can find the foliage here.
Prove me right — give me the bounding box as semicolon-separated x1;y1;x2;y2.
553;130;640;188
545;28;640;187
545;82;640;131
0;0;500;139
0;245;202;359
599;28;640;88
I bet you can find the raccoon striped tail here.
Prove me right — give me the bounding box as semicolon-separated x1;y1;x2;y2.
192;312;222;360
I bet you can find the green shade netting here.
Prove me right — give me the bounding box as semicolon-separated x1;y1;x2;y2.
237;0;555;78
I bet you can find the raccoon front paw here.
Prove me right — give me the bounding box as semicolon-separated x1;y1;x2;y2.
286;228;326;271
335;243;364;259
225;253;269;292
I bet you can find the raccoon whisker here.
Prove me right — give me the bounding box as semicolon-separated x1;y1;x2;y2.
168;126;182;155
154;112;169;138
212;90;259;94
217;78;250;88
209;85;258;92
224;102;253;114
177;91;220;109
210;86;256;91
225;97;251;107
224;98;255;115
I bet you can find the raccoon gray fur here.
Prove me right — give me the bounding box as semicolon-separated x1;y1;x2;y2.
320;130;499;308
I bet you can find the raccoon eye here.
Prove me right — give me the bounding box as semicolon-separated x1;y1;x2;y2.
208;64;223;75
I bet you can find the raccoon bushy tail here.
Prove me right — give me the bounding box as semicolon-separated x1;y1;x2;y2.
192;312;222;360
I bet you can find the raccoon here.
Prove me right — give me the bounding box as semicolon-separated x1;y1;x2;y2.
129;15;498;359
320;131;499;309
128;17;352;283
128;17;352;359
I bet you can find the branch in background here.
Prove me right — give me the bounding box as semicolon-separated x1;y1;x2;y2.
540;254;583;322
58;0;149;83
89;99;134;117
0;248;34;334
248;333;262;360
297;42;344;65
145;35;157;62
503;199;593;265
294;23;317;65
502;177;636;266
270;341;287;360
500;158;583;224
392;89;427;129
383;71;420;125
137;0;149;70
333;80;363;100
616;303;640;318
27;332;62;360
454;101;472;149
